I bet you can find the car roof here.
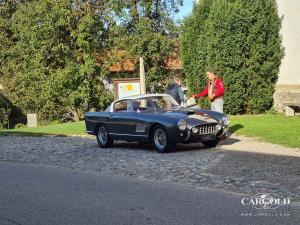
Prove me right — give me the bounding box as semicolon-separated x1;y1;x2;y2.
109;93;179;112
118;93;170;101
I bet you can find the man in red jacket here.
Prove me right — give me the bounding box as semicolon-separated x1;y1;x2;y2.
192;70;224;113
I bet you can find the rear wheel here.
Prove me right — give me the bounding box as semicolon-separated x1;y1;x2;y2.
152;125;176;153
96;125;113;148
202;137;220;148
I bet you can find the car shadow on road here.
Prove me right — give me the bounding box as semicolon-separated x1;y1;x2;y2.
219;137;240;146
172;144;214;153
112;139;242;153
113;141;216;153
113;142;153;152
207;148;300;201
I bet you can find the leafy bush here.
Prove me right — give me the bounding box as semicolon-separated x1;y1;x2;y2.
181;0;284;114
0;97;10;129
14;123;25;129
266;107;278;115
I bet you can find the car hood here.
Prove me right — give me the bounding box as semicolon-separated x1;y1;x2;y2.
157;109;219;128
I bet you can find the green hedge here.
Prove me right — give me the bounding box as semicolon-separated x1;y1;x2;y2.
0;94;10;129
181;0;284;114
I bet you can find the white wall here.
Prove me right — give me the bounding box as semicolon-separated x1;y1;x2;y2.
277;0;300;84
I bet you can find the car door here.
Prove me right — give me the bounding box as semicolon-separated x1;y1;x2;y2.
109;100;136;135
128;98;153;136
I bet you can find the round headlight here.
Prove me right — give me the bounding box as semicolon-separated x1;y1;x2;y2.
177;119;187;130
191;127;199;134
216;124;222;131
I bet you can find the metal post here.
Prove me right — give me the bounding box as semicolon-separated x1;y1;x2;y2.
139;57;146;95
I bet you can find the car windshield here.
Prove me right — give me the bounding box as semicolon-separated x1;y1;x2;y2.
150;95;179;110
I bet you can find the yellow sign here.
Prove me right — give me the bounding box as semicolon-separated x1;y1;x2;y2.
127;84;133;91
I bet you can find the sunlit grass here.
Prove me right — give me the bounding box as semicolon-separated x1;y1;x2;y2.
0;121;85;136
229;114;300;148
1;114;299;148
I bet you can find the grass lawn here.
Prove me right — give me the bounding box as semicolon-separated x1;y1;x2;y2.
0;114;299;148
0;121;85;136
229;114;300;148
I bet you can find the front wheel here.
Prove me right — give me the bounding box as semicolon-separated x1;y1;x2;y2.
202;137;220;148
96;125;114;148
152;125;176;153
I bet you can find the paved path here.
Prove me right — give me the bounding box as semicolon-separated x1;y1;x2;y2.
0;135;299;201
0;162;299;225
221;134;300;157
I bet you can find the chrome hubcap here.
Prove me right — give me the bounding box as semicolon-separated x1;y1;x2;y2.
154;129;167;149
98;127;108;144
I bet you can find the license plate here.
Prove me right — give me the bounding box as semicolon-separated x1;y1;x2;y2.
201;135;215;140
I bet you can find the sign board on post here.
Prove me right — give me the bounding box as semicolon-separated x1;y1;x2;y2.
113;78;141;100
27;113;38;128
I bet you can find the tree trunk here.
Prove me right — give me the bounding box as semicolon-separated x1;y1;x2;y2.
71;107;81;122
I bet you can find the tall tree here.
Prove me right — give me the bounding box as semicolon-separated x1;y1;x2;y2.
0;0;19;78
113;0;183;92
242;0;284;113
1;0;113;121
180;0;213;109
181;0;284;114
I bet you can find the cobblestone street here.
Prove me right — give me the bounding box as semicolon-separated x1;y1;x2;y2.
0;135;299;202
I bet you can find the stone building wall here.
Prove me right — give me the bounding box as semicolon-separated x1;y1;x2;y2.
274;0;300;111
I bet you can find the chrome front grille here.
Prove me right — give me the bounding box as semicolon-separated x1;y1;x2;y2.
197;124;216;135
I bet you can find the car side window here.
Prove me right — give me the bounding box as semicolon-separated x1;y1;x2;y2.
114;100;129;112
132;99;152;112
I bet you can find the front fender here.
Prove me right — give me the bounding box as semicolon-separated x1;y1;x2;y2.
145;115;184;144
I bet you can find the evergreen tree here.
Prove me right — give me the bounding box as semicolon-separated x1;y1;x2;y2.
242;0;284;113
181;0;284;114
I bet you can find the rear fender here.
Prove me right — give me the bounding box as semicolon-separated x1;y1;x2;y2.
85;112;110;135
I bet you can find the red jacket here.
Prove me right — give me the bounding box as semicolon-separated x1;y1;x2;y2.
194;78;224;99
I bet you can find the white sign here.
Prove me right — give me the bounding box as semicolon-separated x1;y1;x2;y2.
118;82;141;99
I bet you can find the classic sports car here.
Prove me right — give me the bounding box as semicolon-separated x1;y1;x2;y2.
85;94;229;153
